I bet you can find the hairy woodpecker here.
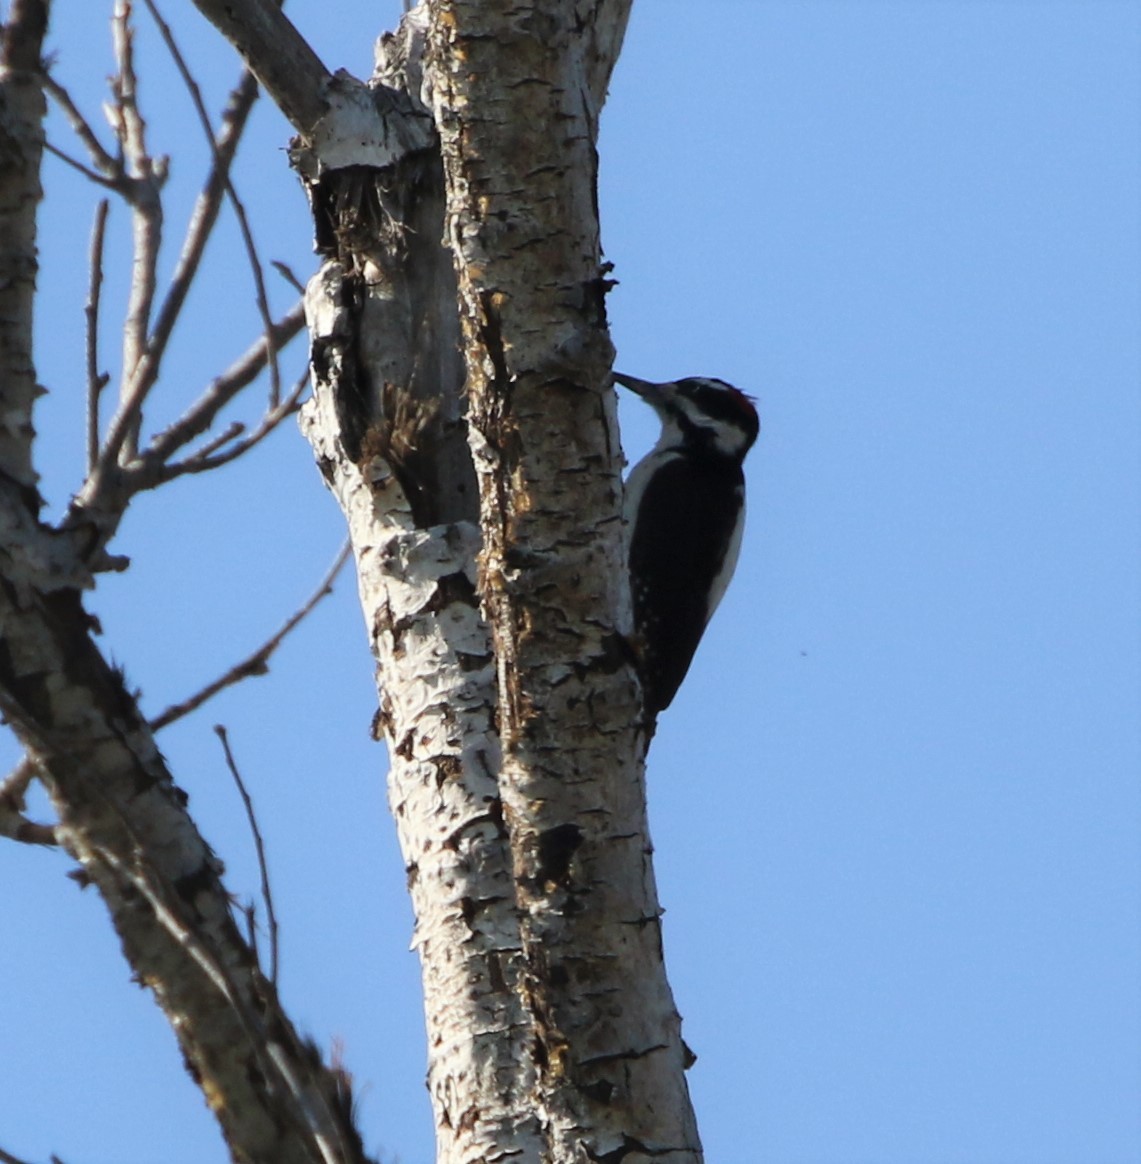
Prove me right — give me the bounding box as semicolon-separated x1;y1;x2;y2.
616;372;760;719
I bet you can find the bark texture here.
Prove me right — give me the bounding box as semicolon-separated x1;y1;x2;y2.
424;3;702;1158
298;3;702;1160
297;18;545;1157
0;0;49;499
189;0;331;134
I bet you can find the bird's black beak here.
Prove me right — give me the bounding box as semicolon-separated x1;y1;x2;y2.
613;372;658;399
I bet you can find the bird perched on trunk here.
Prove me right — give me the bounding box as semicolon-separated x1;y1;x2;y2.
615;372;760;721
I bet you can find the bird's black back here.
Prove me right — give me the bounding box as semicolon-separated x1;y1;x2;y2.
628;451;745;715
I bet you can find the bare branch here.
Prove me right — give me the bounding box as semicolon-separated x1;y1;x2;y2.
41;140;124;189
0;1144;38;1164
0;757;57;847
86;71;265;514
138;4;284;408
187;0;332;136
142;54;262;396
134;299;305;472
85;199;111;473
78;803;365;1164
0;532;368;1160
175;419;246;462
109;1;151;176
214;725;279;984
152;370;306;482
42;73;122;180
241;197;283;408
271;260;306;294
111;0;164;459
149;540;352;732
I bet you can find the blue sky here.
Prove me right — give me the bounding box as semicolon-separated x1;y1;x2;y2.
1;2;1138;1163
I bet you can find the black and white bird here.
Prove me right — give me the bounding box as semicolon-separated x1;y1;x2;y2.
616;372;760;720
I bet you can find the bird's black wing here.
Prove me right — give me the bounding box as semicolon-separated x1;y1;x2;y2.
628;455;745;714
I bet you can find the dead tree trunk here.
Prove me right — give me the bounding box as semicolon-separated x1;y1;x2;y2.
289;4;702;1158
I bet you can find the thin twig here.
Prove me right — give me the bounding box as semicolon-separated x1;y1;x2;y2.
59;742;361;1162
134;301;305;474
140;59;262;398
86;819;358;1163
82;44;255;509
0;1145;36;1164
111;0;164;461
42;73;122;179
152;372;307;483
139;1;283;408
110;1;149;180
149;540;352;732
41;140;124;190
91;78;256;489
177;419;247;463
271;260;306;295
68;7;294;526
85;199;111;473
214;726;279;984
242;899;260;959
140;0;282;409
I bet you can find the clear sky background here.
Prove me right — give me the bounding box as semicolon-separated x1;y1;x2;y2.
1;2;1138;1163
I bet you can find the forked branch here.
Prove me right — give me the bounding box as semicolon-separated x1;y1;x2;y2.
132;301;306;482
0;756;57;847
53;3;309;555
109;0;165;459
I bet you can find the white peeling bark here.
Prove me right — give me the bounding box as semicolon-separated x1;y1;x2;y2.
420;2;703;1160
300;350;544;1161
296;23;546;1157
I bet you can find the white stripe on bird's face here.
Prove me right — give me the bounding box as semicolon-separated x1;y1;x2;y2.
669;389;755;459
